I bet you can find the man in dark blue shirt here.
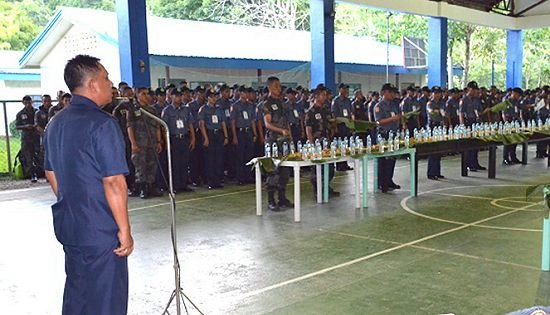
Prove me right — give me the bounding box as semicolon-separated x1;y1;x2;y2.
44;55;132;315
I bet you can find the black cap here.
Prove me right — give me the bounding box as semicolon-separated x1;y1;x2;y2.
285;87;296;94
381;83;395;92
171;88;182;96
431;86;442;93
155;87;166;95
246;87;255;93
205;88;217;98
338;83;349;89
512;87;523;95
194;86;205;93
467;81;479;90
313;85;328;95
421;86;431;93
406;85;416;92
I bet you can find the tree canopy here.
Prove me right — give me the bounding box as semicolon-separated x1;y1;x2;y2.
1;0;550;88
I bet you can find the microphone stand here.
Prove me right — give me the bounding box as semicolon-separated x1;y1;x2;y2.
122;99;203;315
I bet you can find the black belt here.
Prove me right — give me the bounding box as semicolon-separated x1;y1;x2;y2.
238;127;252;132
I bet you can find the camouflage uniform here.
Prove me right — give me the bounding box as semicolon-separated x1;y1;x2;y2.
127;104;160;189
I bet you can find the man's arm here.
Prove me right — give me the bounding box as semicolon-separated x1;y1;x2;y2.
103;174;133;257
45;170;58;197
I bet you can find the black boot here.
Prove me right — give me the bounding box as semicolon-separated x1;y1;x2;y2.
278;189;293;209
149;184;163;197
128;183;141;197
140;183;150;199
268;191;280;211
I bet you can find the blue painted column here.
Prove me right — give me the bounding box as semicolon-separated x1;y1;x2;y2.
116;0;150;87
310;0;335;91
506;30;523;89
428;17;448;88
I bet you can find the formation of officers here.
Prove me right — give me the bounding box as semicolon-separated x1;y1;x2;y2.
16;78;550;208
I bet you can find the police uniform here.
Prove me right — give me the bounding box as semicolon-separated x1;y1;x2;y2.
400;93;419;135
127;103;161;198
373;89;400;192
162;100;194;192
217;95;235;179
417;90;429;127
231;99;255;184
305;103;337;194
445;93;460;127
189;97;206;186
254;100;266;157
48;103;65;121
263;95;292;210
152;90;169;192
332;90;353;171
426;89;446;179
15;104;39;180
502;93;522;164
198;100;226;189
34;104;50;177
44;95;129;315
460;86;485;170
284;98;303;147
112;100;135;193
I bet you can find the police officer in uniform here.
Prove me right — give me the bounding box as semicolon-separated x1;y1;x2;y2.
400;86;420;135
35;94;53;178
153;88;168;116
162;88;196;192
263;76;293;211
374;84;402;193
501;87;523;165
284;88;303;148
445;88;460;127
460;81;486;172
49;93;71;120
231;86;257;185
127;87;163;199
189;86;207;186
44;54;132;315
417;86;431;127
15;95;39;182
332;83;353;171
199;89;229;189
113;88;136;195
426;86;446;180
306;86;340;197
217;84;235;180
254;88;267;157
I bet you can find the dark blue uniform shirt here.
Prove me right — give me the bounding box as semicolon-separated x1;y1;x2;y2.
198;104;225;130
374;99;400;132
44;95;128;247
162;104;195;136
230;100;254;128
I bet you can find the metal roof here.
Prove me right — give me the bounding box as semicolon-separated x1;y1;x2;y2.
19;7;404;69
0;51;40;81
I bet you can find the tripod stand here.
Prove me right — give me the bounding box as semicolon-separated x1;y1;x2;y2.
137;108;204;315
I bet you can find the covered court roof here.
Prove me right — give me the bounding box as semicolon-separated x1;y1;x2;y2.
346;0;550;29
19;7;407;71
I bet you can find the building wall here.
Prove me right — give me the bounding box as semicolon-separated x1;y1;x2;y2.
40;25;121;94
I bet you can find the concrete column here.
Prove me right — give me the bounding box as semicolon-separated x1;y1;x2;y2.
310;0;335;91
428;17;448;88
116;0;151;87
506;30;523;88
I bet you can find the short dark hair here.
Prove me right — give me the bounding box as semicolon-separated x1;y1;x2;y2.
266;76;279;86
61;93;72;100
64;55;102;92
42;94;51;100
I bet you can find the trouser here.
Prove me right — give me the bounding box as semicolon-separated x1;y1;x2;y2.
155;148;168;191
265;138;290;193
290;123;301;147
537;141;549;157
427;122;442;176
224;138;236;179
205;131;224;187
377;157;396;189
124;139;135;190
190;130;205;185
336;124;351;170
406;119;418;137
503;144;518;161
310;163;335;190
236;129;254;183
62;241;128;315
171;136;190;190
131;146;158;184
19;137;39;178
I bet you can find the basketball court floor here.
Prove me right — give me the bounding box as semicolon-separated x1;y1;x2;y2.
1;146;549;314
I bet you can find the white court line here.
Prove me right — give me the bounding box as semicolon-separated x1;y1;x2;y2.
319;229;539;271
431;192;535;204
231;200;536;300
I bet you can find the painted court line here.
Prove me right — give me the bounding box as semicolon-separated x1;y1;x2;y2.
430;192;535;204
233;203;534;300
320;229;539;271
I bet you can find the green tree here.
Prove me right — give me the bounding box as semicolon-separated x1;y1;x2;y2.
0;0;41;50
46;0;114;11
